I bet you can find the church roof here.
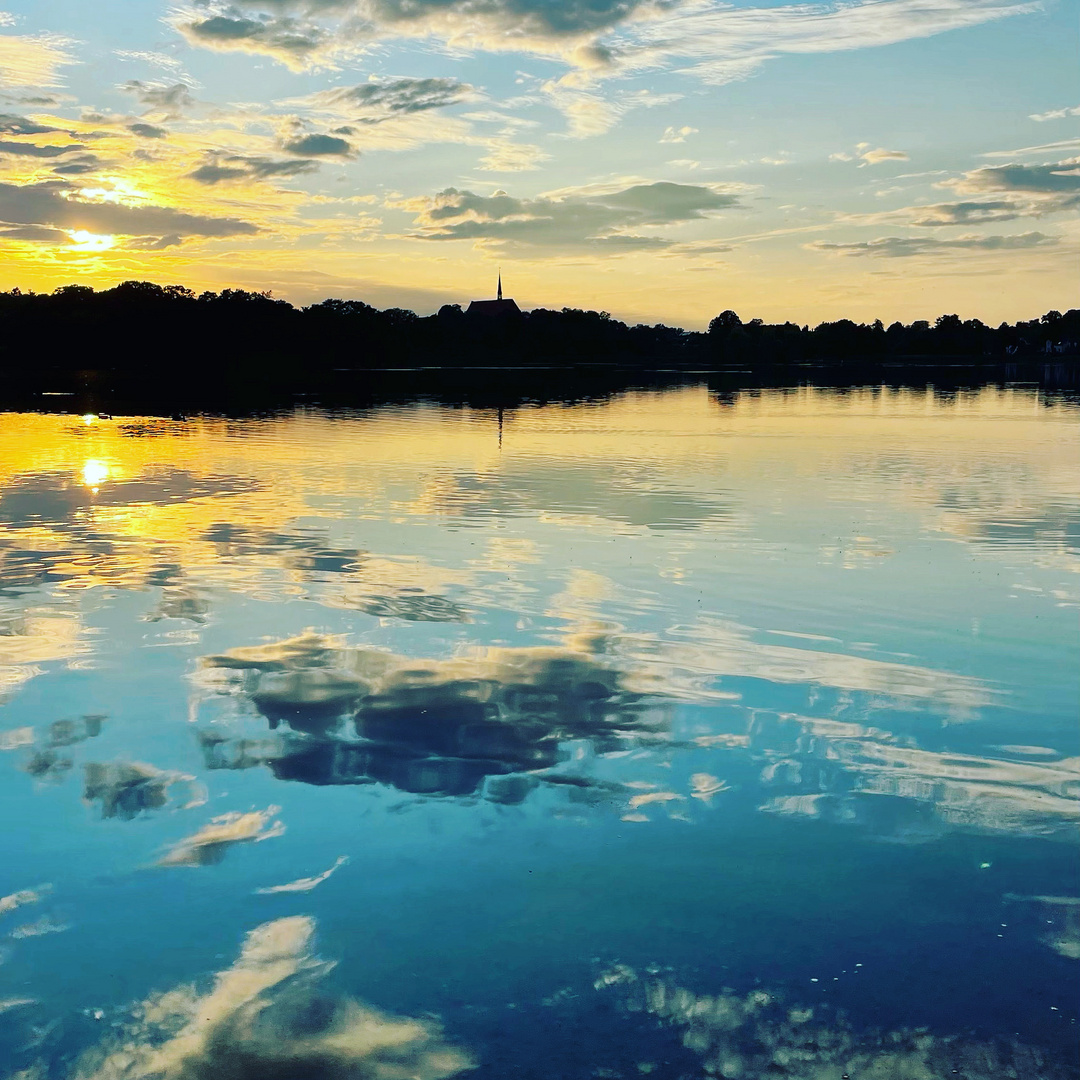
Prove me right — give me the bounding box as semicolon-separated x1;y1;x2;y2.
466;298;521;317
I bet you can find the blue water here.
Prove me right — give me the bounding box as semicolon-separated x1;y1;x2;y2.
0;386;1077;1079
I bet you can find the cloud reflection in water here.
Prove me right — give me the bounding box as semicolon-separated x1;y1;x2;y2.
196;631;670;801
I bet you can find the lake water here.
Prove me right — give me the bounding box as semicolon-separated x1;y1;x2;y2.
0;384;1077;1080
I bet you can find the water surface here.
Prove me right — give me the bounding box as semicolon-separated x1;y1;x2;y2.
0;385;1077;1079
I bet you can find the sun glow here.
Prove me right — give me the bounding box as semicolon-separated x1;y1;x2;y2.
68;230;115;252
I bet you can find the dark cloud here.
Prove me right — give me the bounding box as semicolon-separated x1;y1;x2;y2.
0;180;259;240
959;160;1080;195
937;159;1080;218
185;0;654;45
808;231;1058;258
175;11;331;67
51;154;103;175
0;140;86;158
281;131;352;156
118;80;196;118
128;233;185;249
368;0;649;34
188;151;321;184
410;181;741;252
307;77;474;119
197;631;670;800
906;199;1028;226
188;163;250;183
0;114;62;136
0;224;68;242
128;122;168;138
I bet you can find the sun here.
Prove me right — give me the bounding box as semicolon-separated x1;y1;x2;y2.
68;230;115;252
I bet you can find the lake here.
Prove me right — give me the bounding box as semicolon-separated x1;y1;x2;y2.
0;383;1077;1080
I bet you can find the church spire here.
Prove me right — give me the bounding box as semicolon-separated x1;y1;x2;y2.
497;270;502;301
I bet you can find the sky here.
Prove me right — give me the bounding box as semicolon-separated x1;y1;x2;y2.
0;0;1075;327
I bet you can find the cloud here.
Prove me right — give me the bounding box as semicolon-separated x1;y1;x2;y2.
67;915;474;1080
128;122;168;138
0;181;260;243
171;0;660;70
477;140;550;171
114;49;185;73
406;180;742;253
118;80;196;119
83;760;201;820
254;855;348;893
280;131;352;155
51;153;103;175
0;223;68;241
0;32;75;88
170;10;336;71
858;146;908;165
981;138;1080;157
0;139;86;157
951;161;1080;194
171;0;1038;86
551;90;625;137
807;231;1058;257
939;158;1080;215
188;151;321;183
659;124;697;143
0;112;63;135
639;0;1038;84
1029;104;1080;122
299;76;475;118
158;805;284;866
844;159;1080;228
197;630;669;798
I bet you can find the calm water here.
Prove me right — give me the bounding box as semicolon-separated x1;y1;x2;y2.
0;385;1077;1080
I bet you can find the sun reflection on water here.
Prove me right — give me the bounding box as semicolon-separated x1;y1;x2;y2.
80;459;110;490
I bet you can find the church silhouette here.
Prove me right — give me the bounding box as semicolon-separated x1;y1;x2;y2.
466;272;521;317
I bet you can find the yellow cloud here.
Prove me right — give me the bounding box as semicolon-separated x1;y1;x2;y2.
0;31;75;88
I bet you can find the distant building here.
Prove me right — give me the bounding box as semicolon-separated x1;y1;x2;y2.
466;273;521;318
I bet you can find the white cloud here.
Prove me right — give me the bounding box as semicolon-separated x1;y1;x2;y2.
981;138;1080;158
855;146;907;165
1029;105;1080;122
630;0;1040;85
477;140;550;171
660;124;697;144
114;49;186;74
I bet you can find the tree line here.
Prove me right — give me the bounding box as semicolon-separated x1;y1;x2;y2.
0;281;1075;402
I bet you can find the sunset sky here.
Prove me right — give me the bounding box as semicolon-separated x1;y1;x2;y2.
0;0;1075;327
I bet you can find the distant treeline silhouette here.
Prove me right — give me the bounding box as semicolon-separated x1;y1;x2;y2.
0;281;1076;404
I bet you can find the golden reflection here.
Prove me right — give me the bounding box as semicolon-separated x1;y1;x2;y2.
0;386;1075;589
56;916;472;1080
